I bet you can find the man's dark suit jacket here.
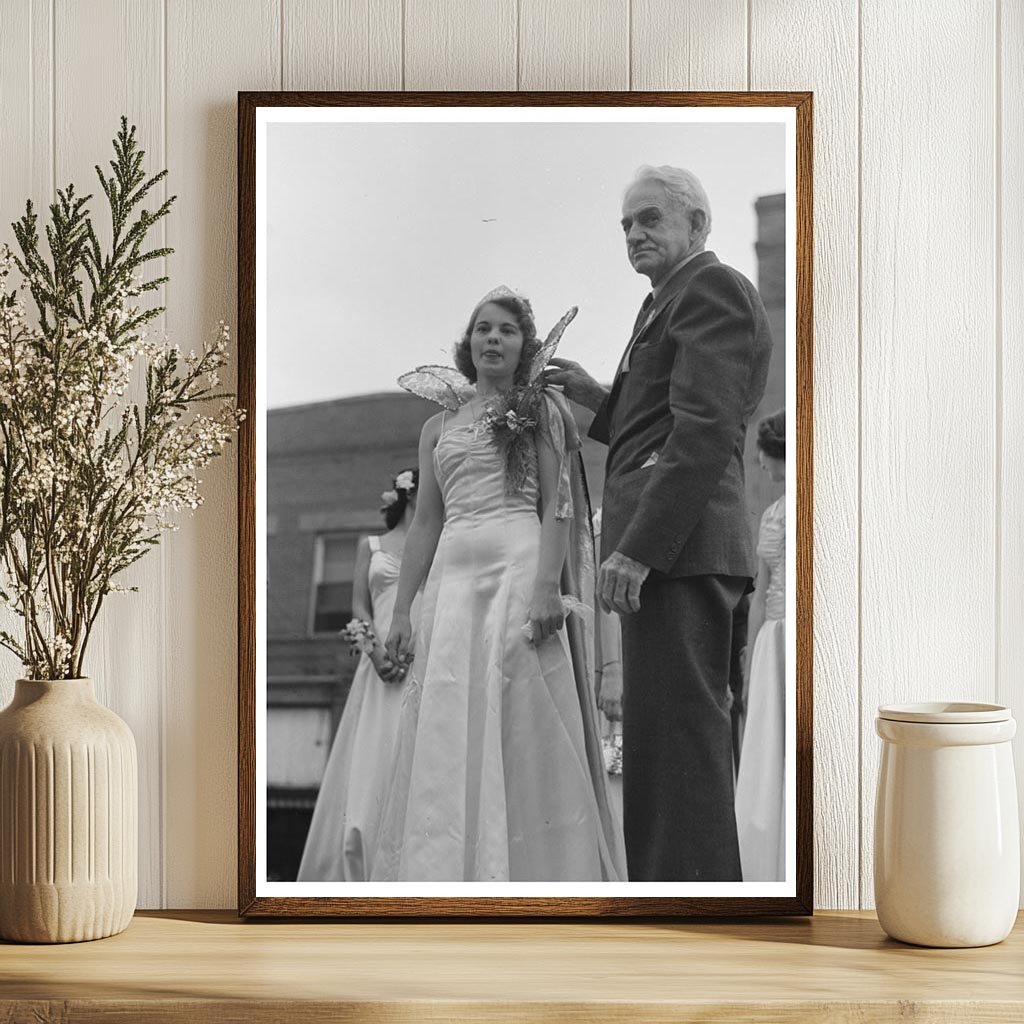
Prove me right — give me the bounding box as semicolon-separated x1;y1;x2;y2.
589;250;773;579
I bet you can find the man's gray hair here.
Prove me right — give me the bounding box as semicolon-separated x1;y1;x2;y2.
628;165;712;245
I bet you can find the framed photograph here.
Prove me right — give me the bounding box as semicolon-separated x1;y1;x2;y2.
238;91;812;916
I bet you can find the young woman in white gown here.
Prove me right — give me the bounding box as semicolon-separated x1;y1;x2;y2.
735;410;786;881
375;288;625;882
296;470;418;881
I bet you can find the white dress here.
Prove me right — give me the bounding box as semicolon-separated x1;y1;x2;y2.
735;495;786;881
296;535;408;881
371;399;625;881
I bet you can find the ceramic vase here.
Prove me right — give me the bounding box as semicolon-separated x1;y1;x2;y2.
0;678;137;942
874;701;1019;947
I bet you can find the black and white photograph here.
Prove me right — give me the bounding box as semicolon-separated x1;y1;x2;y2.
242;96;809;913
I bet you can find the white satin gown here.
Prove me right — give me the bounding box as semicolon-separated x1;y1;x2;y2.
372;398;625;881
297;534;409;881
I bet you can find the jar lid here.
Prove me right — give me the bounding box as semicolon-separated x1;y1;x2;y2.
877;701;1011;724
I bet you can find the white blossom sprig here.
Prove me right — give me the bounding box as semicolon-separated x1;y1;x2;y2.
0;118;243;680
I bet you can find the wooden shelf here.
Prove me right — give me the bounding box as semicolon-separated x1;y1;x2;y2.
2;910;1022;1021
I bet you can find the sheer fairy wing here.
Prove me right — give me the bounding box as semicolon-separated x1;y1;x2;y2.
397;365;474;411
527;306;578;384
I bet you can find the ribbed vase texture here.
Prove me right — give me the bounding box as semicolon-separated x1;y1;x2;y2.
0;678;137;942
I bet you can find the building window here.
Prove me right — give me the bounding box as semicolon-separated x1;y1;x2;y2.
310;533;358;635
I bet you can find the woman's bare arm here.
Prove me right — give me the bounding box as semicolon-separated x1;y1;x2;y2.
350;535;373;623
384;414;445;669
529;420;571;644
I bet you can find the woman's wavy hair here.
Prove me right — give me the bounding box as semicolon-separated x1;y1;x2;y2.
381;467;419;531
756;409;786;461
452;293;541;385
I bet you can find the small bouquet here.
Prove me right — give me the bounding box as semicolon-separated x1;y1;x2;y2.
602;731;623;777
341;617;377;656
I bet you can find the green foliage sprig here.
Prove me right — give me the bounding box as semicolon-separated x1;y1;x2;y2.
0;117;243;679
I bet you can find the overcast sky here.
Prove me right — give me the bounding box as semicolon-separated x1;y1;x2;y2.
266;118;786;409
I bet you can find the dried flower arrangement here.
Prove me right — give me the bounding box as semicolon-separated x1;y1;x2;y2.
0;118;242;679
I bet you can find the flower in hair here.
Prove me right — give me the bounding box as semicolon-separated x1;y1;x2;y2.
394;470;416;493
380;489;399;508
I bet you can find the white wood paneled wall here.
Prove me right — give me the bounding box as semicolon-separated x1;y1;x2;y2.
0;0;1017;910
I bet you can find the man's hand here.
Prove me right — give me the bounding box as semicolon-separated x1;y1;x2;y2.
543;357;608;413
598;551;651;615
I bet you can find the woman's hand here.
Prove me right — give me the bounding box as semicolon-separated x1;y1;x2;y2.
528;585;565;645
384;612;415;682
368;647;398;684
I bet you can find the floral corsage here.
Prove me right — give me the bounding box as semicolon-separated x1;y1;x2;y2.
479;385;544;490
341;617;377;656
481;388;538;438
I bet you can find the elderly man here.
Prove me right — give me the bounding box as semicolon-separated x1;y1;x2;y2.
547;165;772;881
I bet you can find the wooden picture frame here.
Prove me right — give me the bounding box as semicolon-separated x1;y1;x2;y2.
238;91;813;917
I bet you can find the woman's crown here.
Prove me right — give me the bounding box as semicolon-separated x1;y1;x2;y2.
478;284;525;305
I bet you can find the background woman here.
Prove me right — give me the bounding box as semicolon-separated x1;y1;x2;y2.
375;288;625;882
297;469;418;881
735;410;786;881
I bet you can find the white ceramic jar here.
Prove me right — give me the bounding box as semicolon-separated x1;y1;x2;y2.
874;702;1019;947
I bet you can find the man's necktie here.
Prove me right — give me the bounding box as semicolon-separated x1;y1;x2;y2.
621;292;655;374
